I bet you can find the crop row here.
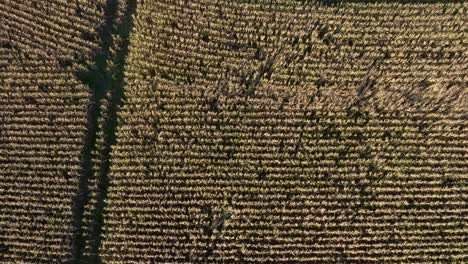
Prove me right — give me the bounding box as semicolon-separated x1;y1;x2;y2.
129;0;466;112
0;0;105;262
100;1;467;262
103;85;467;262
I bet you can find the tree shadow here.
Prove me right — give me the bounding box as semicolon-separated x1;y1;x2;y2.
69;0;137;263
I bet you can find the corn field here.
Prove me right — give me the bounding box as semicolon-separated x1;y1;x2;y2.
0;0;467;263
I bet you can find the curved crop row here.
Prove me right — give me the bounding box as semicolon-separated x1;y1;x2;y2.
101;1;467;263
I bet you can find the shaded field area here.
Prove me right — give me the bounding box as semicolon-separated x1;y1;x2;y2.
0;0;467;263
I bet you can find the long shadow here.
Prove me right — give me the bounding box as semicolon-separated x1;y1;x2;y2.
70;0;136;263
82;0;137;262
